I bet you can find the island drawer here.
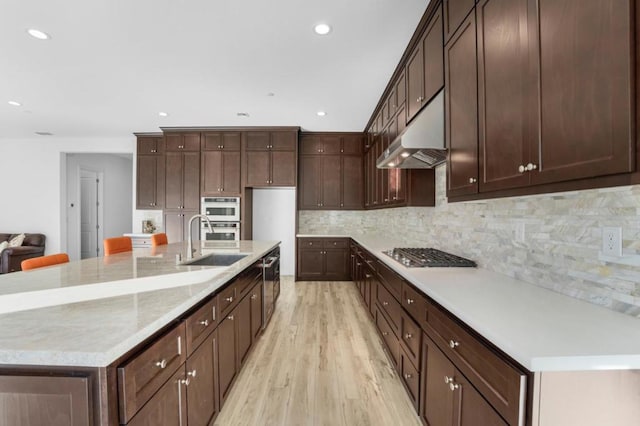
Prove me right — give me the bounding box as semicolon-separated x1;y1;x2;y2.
376;280;402;337
185;296;218;355
219;281;238;318
374;306;400;369
399;311;421;369
298;238;325;248
425;301;526;426
118;322;186;424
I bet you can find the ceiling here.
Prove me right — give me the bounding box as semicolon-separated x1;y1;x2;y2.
0;0;428;139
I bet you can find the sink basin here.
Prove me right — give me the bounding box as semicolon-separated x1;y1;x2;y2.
185;253;248;266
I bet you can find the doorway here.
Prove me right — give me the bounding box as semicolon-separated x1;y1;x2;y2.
80;169;104;259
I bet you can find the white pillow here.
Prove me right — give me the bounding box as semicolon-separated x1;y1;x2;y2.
0;241;8;253
8;233;25;247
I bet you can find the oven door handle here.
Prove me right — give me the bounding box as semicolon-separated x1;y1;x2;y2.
261;257;278;269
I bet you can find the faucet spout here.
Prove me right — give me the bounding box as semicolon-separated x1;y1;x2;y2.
187;214;213;259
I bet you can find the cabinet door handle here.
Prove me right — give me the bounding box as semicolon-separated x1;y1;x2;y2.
187;369;197;377
227;315;234;320
155;359;167;369
225;296;234;302
449;340;460;349
212;306;216;321
199;319;209;327
526;162;538;171
406;298;414;305
404;373;412;379
468;177;477;184
181;378;191;386
404;333;413;340
251;294;257;300
382;331;389;336
518;165;526;173
382;301;388;306
365;274;372;279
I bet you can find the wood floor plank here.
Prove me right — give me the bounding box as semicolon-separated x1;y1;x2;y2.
214;278;422;426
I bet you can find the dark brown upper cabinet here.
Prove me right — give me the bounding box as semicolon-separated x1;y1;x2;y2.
445;12;479;198
443;0;476;43
477;0;532;192
136;135;165;210
406;4;445;122
165;132;201;151
528;0;634;186
165;150;200;211
244;131;297;187
201;132;241;196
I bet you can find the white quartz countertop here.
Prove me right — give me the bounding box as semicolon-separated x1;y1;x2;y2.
311;233;640;372
0;240;278;367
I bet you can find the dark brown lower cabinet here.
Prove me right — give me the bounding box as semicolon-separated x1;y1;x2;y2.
421;333;507;426
400;347;420;411
236;292;252;367
0;375;91;426
218;313;237;405
186;330;218;426
250;282;263;341
128;368;187;426
296;238;350;281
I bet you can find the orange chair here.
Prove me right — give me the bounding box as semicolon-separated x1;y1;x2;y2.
150;233;168;247
104;236;133;256
21;253;70;271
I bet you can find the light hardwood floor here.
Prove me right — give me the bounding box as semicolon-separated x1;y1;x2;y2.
215;277;422;426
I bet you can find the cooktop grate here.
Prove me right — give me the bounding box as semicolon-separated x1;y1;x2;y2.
384;248;477;268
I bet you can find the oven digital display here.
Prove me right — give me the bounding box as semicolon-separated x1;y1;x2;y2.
205;207;236;216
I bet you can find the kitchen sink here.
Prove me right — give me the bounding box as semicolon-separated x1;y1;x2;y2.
185;253;248;266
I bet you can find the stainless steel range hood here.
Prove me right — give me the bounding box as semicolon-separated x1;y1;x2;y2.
377;89;446;169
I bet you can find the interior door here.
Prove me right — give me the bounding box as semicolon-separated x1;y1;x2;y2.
80;169;102;259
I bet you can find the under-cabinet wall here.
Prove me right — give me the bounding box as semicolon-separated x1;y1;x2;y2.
298;165;640;317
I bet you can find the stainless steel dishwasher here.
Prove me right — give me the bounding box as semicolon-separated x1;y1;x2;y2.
261;247;280;327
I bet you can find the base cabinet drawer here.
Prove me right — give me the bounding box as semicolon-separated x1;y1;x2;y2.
426;300;526;425
118;323;187;424
376;280;403;337
401;347;420;410
127;367;187;426
374;306;400;369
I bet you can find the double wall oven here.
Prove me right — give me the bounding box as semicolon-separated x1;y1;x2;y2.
200;197;240;241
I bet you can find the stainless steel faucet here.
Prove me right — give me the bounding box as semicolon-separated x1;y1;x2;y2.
188;214;213;259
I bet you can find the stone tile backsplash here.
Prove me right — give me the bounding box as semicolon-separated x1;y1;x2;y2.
298;165;640;316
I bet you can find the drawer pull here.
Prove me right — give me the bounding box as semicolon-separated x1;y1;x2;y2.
365;274;372;278
187;369;197;377
251;294;257;300
449;340;460;349
199;319;209;327
155;359;167;369
181;378;191;386
444;375;460;391
404;374;413;379
228;315;234;320
404;333;413;340
382;332;389;336
406;298;414;305
382;301;389;306
225;296;234;303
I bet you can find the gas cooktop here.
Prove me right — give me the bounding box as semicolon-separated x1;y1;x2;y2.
383;248;477;268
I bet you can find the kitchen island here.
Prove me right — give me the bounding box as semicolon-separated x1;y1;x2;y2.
0;240;279;426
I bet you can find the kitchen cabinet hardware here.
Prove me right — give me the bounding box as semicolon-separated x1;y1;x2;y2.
199;320;209;327
468;177;477;183
212;306;216;320
518;165;526;173
407;298;414;304
251;294;257;300
225;296;233;302
526;163;537;171
382;331;389;336
227;315;234;320
187;369;197;377
449;340;460;349
180;377;191;386
405;333;413;339
155;359;167;369
382;301;389;306
404;373;413;379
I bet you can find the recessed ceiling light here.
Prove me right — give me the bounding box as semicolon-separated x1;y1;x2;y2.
158;112;169;117
35;132;53;136
314;23;332;35
8;101;21;107
317;111;327;117
237;112;250;117
27;29;51;40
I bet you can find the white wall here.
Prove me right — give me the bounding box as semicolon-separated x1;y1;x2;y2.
66;154;133;260
252;188;296;275
0;137;135;254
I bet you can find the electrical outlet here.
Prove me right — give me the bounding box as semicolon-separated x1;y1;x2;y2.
602;227;623;257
